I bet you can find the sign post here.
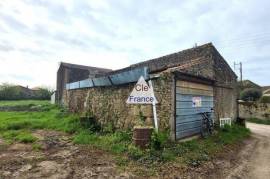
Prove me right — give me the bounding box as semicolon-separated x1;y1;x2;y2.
126;76;158;131
148;80;158;131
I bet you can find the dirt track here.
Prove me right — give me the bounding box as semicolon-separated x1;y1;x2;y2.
226;122;270;179
0;130;134;179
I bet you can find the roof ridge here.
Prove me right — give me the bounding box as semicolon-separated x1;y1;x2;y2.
130;42;213;67
60;62;112;71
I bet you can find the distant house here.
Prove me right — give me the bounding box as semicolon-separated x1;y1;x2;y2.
56;43;238;140
31;87;43;91
262;86;270;96
56;62;112;104
238;80;261;91
15;85;35;98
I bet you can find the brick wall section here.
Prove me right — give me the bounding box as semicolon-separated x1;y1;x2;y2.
62;72;174;131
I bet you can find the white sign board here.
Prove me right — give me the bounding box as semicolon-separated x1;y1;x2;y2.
126;76;158;104
192;96;202;107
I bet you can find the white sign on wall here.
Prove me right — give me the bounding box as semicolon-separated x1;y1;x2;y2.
126;76;158;104
192;96;202;107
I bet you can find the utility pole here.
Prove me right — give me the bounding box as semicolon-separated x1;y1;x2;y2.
234;62;243;82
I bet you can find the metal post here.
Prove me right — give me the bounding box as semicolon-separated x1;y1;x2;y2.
152;102;158;131
148;80;158;131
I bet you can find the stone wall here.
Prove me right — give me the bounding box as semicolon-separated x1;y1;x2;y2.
239;102;270;120
212;47;238;122
62;72;174;131
214;87;238;121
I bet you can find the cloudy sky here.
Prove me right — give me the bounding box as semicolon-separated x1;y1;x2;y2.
0;0;269;88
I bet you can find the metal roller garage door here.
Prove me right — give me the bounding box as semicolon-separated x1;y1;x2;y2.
176;80;214;139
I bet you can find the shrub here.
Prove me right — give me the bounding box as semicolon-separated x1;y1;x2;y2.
151;131;169;150
240;88;262;101
33;88;52;100
79;116;101;132
260;96;270;103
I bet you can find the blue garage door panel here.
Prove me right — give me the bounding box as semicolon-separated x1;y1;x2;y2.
175;80;214;140
176;127;201;139
176;114;201;124
176;120;202;131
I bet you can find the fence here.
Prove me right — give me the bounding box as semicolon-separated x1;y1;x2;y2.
66;67;149;90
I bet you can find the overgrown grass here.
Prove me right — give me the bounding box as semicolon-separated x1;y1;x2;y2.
120;124;251;168
247;118;270;125
73;130;132;154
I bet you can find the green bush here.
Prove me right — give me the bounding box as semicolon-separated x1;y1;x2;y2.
33;88;52;100
151;131;169;150
260;96;270;103
240;88;262;101
79;116;101;132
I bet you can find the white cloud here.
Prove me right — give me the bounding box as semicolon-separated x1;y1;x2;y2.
0;0;270;88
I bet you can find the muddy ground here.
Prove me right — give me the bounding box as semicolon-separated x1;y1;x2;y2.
0;123;269;179
0;130;134;179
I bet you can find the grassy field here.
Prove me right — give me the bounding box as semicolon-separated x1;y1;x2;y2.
0;100;251;174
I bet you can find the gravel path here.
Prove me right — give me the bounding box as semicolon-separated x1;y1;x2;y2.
226;122;270;179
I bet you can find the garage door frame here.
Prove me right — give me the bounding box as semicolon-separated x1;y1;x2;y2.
173;72;215;140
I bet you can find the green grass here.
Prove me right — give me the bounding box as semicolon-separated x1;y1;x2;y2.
73;130;131;154
247;118;270;125
2;130;37;144
0;100;50;107
0;100;251;175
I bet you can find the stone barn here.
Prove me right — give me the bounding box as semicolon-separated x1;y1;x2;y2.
56;62;112;105
56;43;238;140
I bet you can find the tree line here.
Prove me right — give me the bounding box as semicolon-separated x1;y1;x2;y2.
0;83;53;100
